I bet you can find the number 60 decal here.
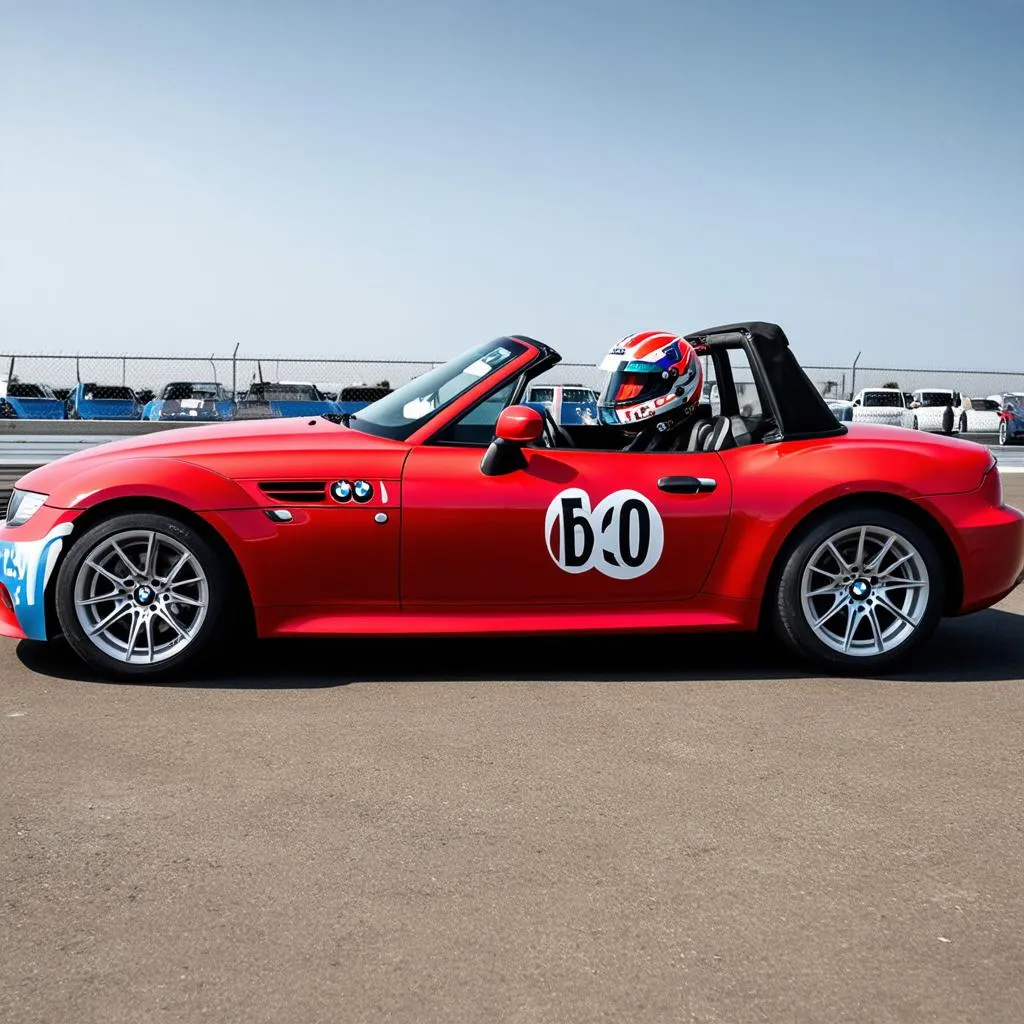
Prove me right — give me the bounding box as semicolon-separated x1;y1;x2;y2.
544;488;664;580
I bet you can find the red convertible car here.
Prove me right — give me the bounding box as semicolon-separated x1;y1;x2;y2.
1;322;1022;679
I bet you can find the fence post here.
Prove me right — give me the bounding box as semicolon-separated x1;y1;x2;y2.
208;353;217;383
231;342;239;399
850;351;861;400
121;357;126;385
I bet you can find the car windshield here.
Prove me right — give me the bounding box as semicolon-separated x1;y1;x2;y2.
246;384;324;402
6;383;52;398
349;339;527;440
971;399;999;411
917;392;953;407
563;389;596;404
862;392;903;407
163;382;224;400
84;385;135;401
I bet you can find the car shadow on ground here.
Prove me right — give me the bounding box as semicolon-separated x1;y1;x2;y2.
15;606;1024;688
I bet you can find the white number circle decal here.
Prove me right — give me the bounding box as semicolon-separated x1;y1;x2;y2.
544;488;664;580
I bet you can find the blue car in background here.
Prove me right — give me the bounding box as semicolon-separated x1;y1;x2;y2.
66;382;143;420
997;392;1024;447
524;384;600;426
234;381;337;419
0;382;66;419
142;381;234;422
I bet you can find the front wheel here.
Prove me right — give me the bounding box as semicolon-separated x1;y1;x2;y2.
999;421;1009;446
772;508;945;675
55;512;233;679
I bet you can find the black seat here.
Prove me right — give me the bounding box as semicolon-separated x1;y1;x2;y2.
703;416;736;451
687;419;713;451
684;403;714;451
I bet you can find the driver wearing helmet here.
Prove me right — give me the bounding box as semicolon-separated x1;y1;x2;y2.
597;331;704;451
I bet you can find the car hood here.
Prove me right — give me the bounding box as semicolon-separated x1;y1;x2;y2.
18;417;410;497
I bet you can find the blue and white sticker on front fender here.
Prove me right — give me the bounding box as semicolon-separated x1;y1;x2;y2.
0;522;73;640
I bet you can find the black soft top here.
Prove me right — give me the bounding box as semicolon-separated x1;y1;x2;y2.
683;321;846;440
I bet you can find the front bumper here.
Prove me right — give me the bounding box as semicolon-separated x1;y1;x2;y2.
0;505;81;641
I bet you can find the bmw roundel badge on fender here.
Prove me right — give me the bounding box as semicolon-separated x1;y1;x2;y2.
544;488;664;580
353;480;374;503
330;480;353;502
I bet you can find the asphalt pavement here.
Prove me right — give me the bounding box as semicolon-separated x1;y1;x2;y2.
2;479;1023;1024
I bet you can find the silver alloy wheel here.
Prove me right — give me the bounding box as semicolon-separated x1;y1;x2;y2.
999;421;1007;446
73;529;209;664
799;525;930;658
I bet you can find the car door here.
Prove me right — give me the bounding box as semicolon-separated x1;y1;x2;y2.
400;445;732;610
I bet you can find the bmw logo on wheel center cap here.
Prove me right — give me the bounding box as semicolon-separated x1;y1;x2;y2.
850;579;871;599
134;585;155;606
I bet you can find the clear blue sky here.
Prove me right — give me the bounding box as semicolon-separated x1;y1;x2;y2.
1;0;1021;368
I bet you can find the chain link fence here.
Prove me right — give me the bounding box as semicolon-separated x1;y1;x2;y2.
2;352;1022;420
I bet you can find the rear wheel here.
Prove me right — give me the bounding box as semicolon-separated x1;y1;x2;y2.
999;421;1009;446
55;512;232;679
959;414;968;434
772;508;944;675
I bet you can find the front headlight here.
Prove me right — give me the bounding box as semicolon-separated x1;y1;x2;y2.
5;490;48;527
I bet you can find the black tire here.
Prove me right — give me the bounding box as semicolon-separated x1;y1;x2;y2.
998;421;1009;446
941;406;954;434
912;417;919;430
772;507;945;676
55;512;234;680
959;414;968;434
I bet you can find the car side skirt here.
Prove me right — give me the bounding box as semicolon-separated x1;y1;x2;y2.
255;595;759;639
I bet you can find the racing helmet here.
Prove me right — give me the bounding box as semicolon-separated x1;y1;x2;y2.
597;331;703;427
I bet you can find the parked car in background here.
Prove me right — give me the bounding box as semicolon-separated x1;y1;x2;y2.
0;381;66;420
908;388;960;434
850;388;916;429
65;383;142;420
234;381;336;419
334;385;393;417
996;392;1024;446
142;382;233;422
826;399;854;423
957;397;1003;436
524;384;599;425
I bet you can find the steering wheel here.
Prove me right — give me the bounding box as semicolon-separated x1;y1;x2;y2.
539;406;574;449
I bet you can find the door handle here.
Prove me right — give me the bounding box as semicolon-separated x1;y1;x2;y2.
657;475;717;494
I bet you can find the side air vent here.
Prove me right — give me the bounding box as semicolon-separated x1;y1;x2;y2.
258;481;327;503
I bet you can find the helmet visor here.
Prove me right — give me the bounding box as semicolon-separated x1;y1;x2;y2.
598;364;666;409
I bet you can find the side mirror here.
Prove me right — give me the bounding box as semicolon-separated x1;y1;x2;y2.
495;405;544;444
482;405;544;476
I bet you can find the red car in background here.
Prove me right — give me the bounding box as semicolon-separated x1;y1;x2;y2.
1;322;1022;680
